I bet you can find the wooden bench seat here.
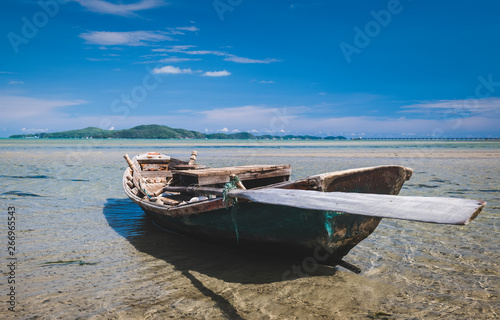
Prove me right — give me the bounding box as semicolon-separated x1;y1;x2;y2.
136;153;171;164
172;164;291;186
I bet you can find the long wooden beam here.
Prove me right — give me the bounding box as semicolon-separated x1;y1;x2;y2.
162;186;485;225
229;189;486;225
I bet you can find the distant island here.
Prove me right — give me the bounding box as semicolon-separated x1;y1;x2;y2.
9;124;347;140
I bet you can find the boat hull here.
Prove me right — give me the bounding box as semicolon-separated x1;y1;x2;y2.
123;165;412;266
144;202;382;265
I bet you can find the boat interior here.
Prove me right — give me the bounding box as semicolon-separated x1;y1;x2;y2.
125;152;293;206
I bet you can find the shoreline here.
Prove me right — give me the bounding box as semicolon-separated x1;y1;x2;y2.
220;151;500;159
1;139;499;159
2;137;500;141
1;148;498;160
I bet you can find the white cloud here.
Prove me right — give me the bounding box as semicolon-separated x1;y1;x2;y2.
202;70;231;77
400;97;500;116
175;26;199;32
183;50;280;64
152;65;193;74
86;57;118;61
167;30;184;36
185;50;227;56
117;113;494;136
0;71;17;74
0;95;87;120
8;81;24;85
22;128;49;133
220;127;229;132
286;115;500;136
150;47;281;65
224;55;281;64
142;53;168;57
259;80;275;84
80;31;172;46
98;46;123;51
159;57;200;63
136;57;201;64
152;45;196;52
72;0;166;16
166;27;199;35
8;107;495;138
199;106;306;130
150;66;229;77
192;104;500;136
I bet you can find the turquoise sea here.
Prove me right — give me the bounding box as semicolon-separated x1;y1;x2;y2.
1;139;499;319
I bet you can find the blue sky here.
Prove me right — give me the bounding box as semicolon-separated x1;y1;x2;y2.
1;0;499;138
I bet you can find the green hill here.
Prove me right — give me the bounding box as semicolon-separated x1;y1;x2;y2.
110;125;182;139
10;127;111;139
9;124;346;140
205;132;257;139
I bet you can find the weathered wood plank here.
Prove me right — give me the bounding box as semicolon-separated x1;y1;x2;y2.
228;189;486;225
140;171;173;178
196;168;291;185
172;164;291;186
173;164;291;177
171;164;206;170
136;153;171;164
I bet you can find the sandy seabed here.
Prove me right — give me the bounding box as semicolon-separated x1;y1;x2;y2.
1;139;499;319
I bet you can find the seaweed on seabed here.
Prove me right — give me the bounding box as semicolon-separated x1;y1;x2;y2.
367;311;393;319
2;191;43;197
42;260;98;266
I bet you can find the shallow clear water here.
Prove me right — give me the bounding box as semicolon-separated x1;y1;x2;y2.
0;139;499;319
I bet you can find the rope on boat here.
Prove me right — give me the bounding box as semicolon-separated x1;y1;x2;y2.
223;175;241;244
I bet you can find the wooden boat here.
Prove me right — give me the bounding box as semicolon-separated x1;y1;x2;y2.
122;152;485;273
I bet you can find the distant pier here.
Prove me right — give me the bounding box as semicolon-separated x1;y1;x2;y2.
351;137;499;141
